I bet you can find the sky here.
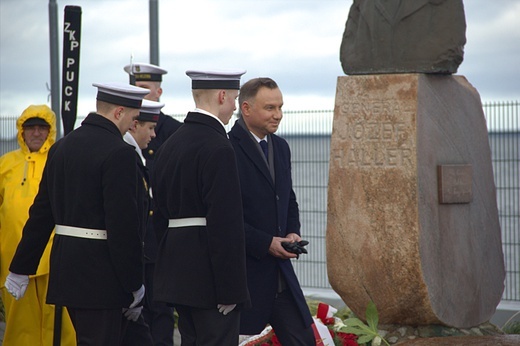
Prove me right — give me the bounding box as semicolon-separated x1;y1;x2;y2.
1;0;519;121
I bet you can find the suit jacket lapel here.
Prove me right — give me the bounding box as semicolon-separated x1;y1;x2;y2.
394;0;429;23
373;0;429;26
233;120;274;187
265;134;276;183
374;0;399;25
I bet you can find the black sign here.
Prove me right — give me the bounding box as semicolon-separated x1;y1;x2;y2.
61;6;82;135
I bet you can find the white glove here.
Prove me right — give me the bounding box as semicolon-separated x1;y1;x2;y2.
217;304;236;315
129;284;145;308
123;306;143;321
4;272;30;300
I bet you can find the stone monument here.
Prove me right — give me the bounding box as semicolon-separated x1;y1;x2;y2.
327;0;506;331
340;0;466;75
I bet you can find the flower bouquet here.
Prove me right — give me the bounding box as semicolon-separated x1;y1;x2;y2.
239;302;360;346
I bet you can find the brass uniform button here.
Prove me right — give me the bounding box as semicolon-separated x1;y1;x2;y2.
149;210;154;216
148;149;154;155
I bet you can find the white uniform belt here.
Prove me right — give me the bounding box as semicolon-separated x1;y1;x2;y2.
168;217;206;228
55;225;107;240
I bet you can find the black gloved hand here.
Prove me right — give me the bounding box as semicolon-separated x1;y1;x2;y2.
282;240;309;259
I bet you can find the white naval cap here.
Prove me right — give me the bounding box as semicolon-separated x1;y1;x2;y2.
137;99;164;123
123;62;167;83
186;69;246;90
93;82;149;109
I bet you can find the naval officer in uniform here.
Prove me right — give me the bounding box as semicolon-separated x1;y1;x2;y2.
123;62;180;345
152;69;250;345
5;82;149;346
123;62;182;171
121;99;164;345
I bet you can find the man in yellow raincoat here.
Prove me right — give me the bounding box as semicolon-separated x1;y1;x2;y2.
0;104;76;345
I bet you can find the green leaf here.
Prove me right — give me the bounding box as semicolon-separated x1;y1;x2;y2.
343;318;367;328
365;301;379;331
334;301;389;346
339;326;365;335
357;334;375;344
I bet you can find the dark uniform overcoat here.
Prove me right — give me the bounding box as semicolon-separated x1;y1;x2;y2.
229;120;314;334
139;111;180;345
9;113;143;309
142;112;182;175
143;112;181;262
135;155;150;250
152;112;249;309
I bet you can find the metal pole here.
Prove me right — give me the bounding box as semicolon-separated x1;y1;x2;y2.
50;2;63;335
149;0;159;65
49;0;61;137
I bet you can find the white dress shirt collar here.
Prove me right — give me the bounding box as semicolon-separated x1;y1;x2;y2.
251;132;267;143
123;132;145;165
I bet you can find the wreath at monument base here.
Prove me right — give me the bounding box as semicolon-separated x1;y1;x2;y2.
239;302;360;346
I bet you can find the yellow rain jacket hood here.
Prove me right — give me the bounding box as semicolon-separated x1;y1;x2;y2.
0;104;57;282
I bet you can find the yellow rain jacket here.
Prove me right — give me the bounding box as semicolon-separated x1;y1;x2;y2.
0;105;76;346
0;104;57;283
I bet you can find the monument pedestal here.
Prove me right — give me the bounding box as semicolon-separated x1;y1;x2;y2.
327;74;505;328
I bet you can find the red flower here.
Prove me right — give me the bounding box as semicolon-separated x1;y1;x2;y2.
330;331;359;346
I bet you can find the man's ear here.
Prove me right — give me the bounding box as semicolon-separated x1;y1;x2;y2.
113;106;125;120
218;90;226;105
157;87;163;99
241;101;250;117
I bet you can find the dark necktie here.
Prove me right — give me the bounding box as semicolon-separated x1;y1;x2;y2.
259;140;268;161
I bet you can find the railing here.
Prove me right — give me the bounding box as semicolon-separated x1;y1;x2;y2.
1;101;518;302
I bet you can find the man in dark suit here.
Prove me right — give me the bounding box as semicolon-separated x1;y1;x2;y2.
229;77;315;345
152;69;249;345
5;82;149;345
124;62;181;345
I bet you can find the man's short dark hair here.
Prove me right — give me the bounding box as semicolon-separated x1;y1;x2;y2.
238;78;279;115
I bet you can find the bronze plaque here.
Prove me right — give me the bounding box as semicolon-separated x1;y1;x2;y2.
437;164;473;204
